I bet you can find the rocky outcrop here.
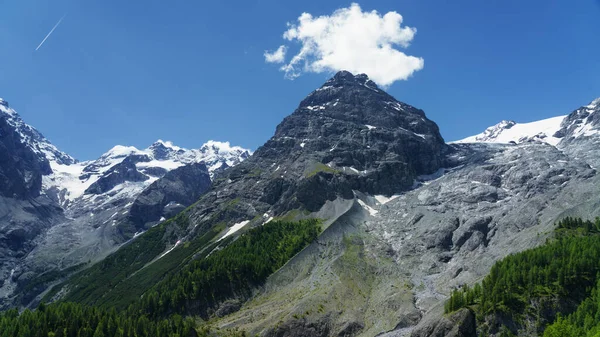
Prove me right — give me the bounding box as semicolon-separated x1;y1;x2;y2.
84;157;150;195
410;309;476;337
127;162;211;230
0;110;49;199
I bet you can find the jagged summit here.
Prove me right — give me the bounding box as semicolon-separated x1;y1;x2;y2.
200;140;251;156
588;97;600;109
325;70;378;88
147;140;185;160
150;139;183;150
281;71;442;148
0;97;76;167
299;71;393;110
184;70;448;227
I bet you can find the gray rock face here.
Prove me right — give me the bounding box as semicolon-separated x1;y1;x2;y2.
215;141;599;337
84;157;150;195
0;115;47;199
555;98;600;168
127;162;211;229
0;100;72;306
184;71;449;240
410;309;476;337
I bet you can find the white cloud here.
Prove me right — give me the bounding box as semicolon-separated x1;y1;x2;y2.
264;45;287;63
266;3;424;87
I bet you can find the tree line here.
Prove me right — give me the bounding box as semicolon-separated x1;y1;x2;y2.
444;217;600;335
135;219;321;318
0;218;321;336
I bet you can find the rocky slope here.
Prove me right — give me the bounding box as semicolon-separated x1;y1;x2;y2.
0;98;250;309
201;91;600;336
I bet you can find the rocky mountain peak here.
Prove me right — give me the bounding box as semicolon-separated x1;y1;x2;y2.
471;120;517;142
148;139;184;160
588;97;600;109
278;71;443;146
553;97;600;140
0;97;75;168
298;71;393;111
327;70;377;87
201;72;448;219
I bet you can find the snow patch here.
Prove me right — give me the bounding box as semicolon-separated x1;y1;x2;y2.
374;195;399;205
305;105;326;111
358;199;378;216
159;240;181;259
219;220;250;241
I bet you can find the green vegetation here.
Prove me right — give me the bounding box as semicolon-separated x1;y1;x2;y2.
44;220;171;305
444;217;600;335
0;302;196;337
2;219;321;336
305;162;339;178
77;227;223;310
18;263;85;306
136;219;321;318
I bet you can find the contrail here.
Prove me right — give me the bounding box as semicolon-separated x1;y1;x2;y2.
35;14;66;51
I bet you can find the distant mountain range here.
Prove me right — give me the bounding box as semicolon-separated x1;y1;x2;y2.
0;97;250;308
455;98;600;146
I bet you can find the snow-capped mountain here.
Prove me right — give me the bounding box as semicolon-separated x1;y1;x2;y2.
454;116;566;146
0;97;251;308
0;98;75;167
455;98;600;147
43;139;251;209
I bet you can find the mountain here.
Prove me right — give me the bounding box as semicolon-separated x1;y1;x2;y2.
0;98;250;309
0;99;68;307
152;79;599;336
208;96;600;336
455;97;600;148
42;71;450;321
4;74;600;337
454;116;566;146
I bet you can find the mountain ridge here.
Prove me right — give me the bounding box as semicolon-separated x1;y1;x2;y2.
455;97;600;147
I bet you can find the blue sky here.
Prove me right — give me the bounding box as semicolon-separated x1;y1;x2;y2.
1;0;599;160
